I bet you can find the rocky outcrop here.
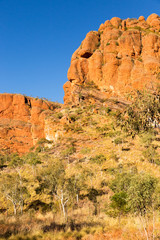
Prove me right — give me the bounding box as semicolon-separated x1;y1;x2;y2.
1;14;160;154
0;94;59;153
64;14;160;105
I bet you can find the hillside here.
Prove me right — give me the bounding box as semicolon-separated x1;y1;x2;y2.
1;97;160;239
0;13;160;240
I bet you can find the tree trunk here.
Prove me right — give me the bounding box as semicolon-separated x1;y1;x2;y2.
76;194;79;204
152;204;155;240
13;204;17;215
61;199;66;220
139;215;149;240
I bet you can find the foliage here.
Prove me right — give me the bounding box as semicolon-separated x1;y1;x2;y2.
62;146;76;157
114;137;123;145
127;174;157;216
37;138;53;145
0;154;8;167
142;145;160;165
1;96;160;238
23;152;42;166
109;171;158;219
0;171;29;215
109;191;128;220
118;90;160;136
63;123;83;133
90;154;106;164
36;159;81;220
8;153;24;167
56;112;63;119
84;81;99;89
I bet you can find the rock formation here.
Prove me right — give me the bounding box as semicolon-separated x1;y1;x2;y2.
64;13;160;105
0;14;160;153
0;94;59;153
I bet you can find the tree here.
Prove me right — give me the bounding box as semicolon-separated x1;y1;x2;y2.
118;90;160;136
127;174;157;216
110;191;128;224
109;172;132;222
127;174;157;240
87;188;102;215
36;159;77;221
24;152;42;166
109;171;158;240
0;171;29;215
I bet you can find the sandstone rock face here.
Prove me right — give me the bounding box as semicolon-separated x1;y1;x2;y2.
64;14;160;105
0;94;58;153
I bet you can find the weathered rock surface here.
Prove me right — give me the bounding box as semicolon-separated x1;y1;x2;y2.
0;94;59;153
64;13;160;105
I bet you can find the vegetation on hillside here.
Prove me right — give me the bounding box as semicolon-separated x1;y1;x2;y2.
1;91;160;239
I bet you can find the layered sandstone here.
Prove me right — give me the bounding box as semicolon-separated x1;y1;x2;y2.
64;13;160;105
0;94;59;153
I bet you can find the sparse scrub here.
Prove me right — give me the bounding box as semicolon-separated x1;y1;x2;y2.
80;148;91;154
143;145;160;165
2;90;160;239
84;81;99;90
118;90;160;136
90;154;106;164
113;137;123;145
62;146;76;157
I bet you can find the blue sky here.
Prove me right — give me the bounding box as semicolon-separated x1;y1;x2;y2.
0;0;159;103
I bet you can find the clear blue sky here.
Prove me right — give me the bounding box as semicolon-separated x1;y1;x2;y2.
0;0;159;103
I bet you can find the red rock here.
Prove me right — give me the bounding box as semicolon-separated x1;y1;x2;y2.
110;17;122;28
0;94;58;153
64;14;160;105
138;16;145;22
146;13;160;25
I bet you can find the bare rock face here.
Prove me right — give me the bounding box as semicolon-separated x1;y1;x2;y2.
64;14;160;105
0;94;58;153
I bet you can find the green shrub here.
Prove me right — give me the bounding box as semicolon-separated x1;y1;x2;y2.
37;138;52;145
69;114;79;122
57;112;63;119
84;81;99;89
90;154;106;164
80;148;91;154
118;90;160;136
114;137;123;145
143;145;160;165
62;146;76;157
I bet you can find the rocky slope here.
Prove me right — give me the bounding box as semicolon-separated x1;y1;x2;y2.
64;13;160;105
0;94;61;153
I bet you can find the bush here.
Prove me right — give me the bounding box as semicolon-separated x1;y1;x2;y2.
62;146;76;157
37;138;53;145
143;145;160;165
57;112;63;119
118;90;160;136
114;137;123;145
84;81;99;89
90;154;106;164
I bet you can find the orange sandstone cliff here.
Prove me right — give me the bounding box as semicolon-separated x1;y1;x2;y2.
0;94;60;153
63;13;160;105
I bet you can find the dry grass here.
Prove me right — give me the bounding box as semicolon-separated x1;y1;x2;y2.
1;104;160;239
